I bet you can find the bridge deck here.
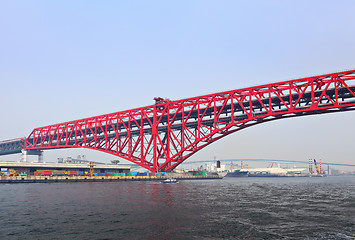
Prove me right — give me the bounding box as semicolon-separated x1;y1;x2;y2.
0;138;23;156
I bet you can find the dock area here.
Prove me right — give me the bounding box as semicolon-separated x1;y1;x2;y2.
0;173;222;183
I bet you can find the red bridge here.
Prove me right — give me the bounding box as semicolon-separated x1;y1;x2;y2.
1;70;355;172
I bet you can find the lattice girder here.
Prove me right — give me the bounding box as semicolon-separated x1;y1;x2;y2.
23;70;355;172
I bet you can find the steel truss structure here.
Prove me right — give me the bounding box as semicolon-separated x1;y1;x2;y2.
9;70;354;172
0;138;23;155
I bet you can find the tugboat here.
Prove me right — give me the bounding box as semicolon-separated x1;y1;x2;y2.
162;178;178;183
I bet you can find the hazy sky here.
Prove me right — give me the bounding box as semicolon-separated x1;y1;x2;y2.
1;1;355;166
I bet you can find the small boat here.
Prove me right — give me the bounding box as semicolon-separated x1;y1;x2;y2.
162;178;178;183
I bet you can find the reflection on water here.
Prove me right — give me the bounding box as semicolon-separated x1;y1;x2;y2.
0;176;354;239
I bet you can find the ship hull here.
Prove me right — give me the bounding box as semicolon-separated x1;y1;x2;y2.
225;170;248;177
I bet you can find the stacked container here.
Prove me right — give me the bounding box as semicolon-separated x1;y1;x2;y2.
52;170;65;176
68;171;77;176
41;170;52;176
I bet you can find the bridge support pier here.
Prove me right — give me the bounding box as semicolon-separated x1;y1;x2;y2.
21;150;27;162
38;152;43;163
21;150;44;163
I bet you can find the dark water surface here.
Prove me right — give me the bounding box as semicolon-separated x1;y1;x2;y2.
0;176;354;240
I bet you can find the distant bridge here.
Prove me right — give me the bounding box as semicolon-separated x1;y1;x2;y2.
180;159;355;167
1;70;355;172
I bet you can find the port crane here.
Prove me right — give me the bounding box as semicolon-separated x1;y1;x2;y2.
313;159;323;174
309;159;313;174
267;162;280;168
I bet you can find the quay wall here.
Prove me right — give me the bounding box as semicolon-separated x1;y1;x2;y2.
0;174;222;183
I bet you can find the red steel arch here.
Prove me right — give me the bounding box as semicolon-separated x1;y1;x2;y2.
24;70;355;172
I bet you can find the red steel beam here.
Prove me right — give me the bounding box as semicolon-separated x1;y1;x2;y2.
23;70;355;172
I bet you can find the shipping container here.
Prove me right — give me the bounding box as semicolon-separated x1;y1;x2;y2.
68;171;77;176
94;173;98;176
53;170;66;176
42;170;52;176
105;173;111;176
77;171;84;176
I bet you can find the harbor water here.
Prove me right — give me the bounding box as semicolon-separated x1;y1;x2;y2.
0;176;354;239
